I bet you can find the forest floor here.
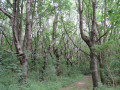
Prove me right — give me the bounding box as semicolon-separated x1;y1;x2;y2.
60;76;92;90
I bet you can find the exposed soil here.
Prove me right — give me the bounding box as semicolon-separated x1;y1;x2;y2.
60;76;92;90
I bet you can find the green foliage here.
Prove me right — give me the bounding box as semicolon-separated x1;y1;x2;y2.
94;40;115;53
53;0;72;11
42;64;57;81
97;82;108;90
1;0;120;89
0;68;83;90
96;82;120;90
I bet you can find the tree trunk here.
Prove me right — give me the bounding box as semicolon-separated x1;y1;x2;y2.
26;0;31;51
90;48;99;88
18;0;24;43
0;0;31;78
52;5;60;76
12;0;26;65
78;0;99;89
0;32;3;62
24;0;32;77
56;56;60;76
98;53;105;85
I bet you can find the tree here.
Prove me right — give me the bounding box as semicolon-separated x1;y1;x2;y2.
78;0;99;89
24;0;32;78
0;0;32;78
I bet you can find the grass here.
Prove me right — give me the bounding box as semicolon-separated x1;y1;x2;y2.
70;86;78;90
0;70;120;90
0;70;83;90
81;77;92;90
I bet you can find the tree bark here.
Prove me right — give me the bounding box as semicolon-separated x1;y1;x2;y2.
24;0;32;77
90;48;99;88
56;55;60;76
97;0;106;85
0;0;26;65
98;53;105;85
12;0;26;65
18;0;24;43
26;0;31;51
52;5;60;76
0;0;31;78
78;0;99;89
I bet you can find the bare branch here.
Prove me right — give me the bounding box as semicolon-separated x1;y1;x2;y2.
48;39;56;51
78;0;91;47
0;27;11;46
0;7;13;19
96;30;109;43
61;17;90;56
4;49;15;54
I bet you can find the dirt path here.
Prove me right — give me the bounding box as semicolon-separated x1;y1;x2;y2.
60;76;92;90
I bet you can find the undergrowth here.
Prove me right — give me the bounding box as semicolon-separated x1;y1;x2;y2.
0;68;83;90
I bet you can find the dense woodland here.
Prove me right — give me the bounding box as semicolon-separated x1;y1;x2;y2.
0;0;120;90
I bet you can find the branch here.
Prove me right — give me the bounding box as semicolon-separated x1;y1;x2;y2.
4;49;15;54
48;39;56;51
0;7;13;19
0;27;11;46
78;0;91;47
61;18;90;56
96;30;109;43
96;21;101;37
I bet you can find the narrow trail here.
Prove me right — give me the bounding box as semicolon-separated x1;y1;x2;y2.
60;76;92;90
